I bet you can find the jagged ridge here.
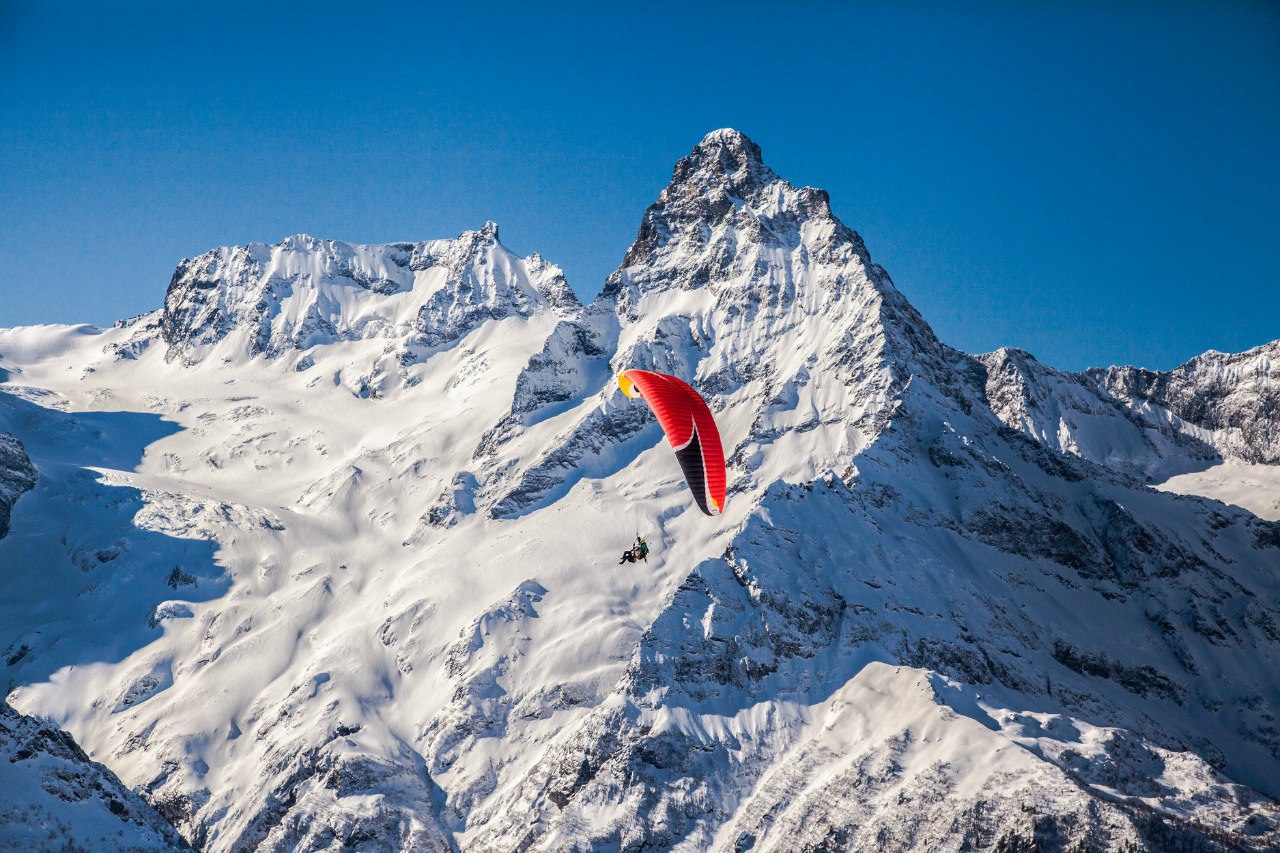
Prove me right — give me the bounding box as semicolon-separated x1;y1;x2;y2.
0;129;1277;853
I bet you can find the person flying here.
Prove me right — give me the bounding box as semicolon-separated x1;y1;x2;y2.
619;536;649;564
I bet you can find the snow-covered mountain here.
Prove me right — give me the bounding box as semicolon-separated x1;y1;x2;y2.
1;129;1278;852
0;696;192;851
980;342;1280;519
1091;341;1280;466
0;432;188;851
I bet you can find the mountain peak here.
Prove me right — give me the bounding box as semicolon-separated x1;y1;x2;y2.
613;130;787;275
666;127;775;197
279;233;322;251
691;127;763;166
158;223;574;369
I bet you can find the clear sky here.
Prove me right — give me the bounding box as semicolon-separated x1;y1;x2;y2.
2;1;1277;370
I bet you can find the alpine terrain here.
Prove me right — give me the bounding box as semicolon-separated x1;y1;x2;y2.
1;129;1278;852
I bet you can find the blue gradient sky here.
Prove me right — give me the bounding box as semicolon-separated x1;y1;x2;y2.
2;1;1277;370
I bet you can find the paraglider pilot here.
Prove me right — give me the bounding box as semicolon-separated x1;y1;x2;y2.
619;536;649;564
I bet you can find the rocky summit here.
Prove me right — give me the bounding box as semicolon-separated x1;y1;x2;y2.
1;130;1278;852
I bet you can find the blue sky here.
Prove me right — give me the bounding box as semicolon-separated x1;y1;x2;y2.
2;0;1277;370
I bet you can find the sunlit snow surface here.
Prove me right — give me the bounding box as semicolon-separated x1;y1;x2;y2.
1159;462;1280;521
1;131;1278;852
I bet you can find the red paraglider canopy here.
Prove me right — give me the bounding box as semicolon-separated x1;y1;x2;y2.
618;369;726;516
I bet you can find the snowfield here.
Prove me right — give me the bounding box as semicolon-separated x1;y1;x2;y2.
1;129;1278;852
1159;461;1280;521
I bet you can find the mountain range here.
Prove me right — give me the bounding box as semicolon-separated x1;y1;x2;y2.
1;129;1277;852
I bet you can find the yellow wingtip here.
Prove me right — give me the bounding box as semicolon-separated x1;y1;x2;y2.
617;371;638;398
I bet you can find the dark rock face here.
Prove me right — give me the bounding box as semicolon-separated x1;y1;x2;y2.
0;432;36;539
606;128;867;318
1089;341;1280;464
619;130;778;270
210;746;455;853
0;698;192;850
1051;641;1186;704
161;244;264;354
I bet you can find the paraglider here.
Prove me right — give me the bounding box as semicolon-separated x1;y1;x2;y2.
617;369;726;517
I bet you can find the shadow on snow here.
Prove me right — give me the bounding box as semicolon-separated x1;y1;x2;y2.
0;389;228;691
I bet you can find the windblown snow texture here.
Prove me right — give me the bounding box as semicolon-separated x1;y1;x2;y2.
1;129;1278;852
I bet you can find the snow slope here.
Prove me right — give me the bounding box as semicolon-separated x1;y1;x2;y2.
0;698;192;852
1159;462;1280;521
0;427;188;851
1;129;1278;852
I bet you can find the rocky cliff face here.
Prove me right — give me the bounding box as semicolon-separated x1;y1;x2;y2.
0;431;36;539
976;339;1280;483
1090;340;1280;465
0;698;192;851
1;130;1277;852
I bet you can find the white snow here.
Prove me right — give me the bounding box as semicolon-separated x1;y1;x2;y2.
1158;460;1280;520
0;130;1276;851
